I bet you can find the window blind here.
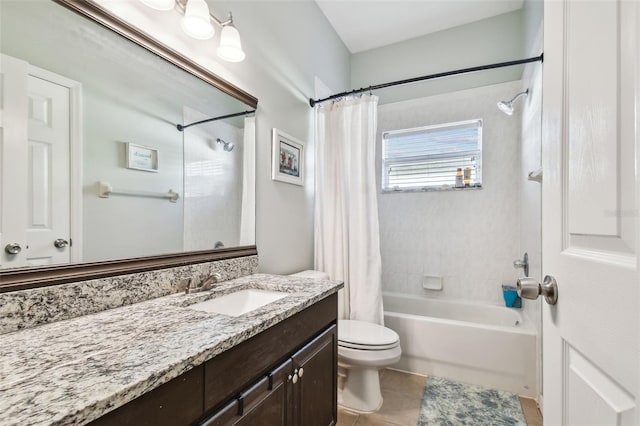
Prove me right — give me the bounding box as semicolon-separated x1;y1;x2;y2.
382;119;482;191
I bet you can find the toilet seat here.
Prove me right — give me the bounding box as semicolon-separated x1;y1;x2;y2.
338;320;400;351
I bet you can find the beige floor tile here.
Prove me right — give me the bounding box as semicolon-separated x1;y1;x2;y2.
337;407;359;426
354;416;404;426
359;388;422;426
380;369;427;398
519;397;543;426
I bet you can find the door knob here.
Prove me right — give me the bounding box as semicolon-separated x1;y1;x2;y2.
54;239;69;249
517;275;558;305
4;243;21;255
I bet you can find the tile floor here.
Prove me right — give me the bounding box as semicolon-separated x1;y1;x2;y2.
336;369;543;426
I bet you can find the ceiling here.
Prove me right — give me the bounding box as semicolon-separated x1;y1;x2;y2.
315;0;524;53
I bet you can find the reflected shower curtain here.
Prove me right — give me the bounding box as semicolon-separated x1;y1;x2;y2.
314;95;383;325
239;117;255;245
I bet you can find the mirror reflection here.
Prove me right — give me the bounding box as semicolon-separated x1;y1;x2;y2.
0;0;256;269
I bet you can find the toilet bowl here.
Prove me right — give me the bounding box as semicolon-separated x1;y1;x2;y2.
290;271;401;413
337;320;401;413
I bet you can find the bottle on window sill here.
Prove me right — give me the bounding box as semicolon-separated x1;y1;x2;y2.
455;168;464;188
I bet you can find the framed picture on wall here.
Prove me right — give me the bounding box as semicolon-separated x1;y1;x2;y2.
271;128;304;186
126;143;159;172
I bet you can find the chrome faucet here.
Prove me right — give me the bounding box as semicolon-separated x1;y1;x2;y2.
185;273;223;294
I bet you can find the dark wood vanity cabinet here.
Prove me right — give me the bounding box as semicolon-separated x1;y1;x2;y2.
201;293;338;426
290;326;337;425
88;293;337;426
201;325;337;426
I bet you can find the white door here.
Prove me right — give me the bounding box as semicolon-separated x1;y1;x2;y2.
542;0;639;425
25;72;71;266
0;54;74;267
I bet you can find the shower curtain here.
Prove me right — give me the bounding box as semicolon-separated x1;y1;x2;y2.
314;95;384;325
239;116;255;246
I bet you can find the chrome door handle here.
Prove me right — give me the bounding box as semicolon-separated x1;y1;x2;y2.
54;239;69;249
4;243;21;255
517;275;558;305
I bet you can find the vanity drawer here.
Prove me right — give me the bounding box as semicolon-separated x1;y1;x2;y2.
203;293;337;412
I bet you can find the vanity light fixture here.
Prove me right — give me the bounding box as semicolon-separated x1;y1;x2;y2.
140;0;175;11
139;0;246;62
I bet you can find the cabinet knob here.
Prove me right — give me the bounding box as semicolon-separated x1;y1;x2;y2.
298;367;304;378
292;373;299;384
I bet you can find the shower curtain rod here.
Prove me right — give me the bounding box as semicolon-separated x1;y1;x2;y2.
177;109;255;131
308;54;543;107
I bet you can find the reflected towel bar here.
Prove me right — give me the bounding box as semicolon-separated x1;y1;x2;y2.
98;181;180;203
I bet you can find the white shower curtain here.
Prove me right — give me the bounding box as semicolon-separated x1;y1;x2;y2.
314;95;384;325
239;116;255;246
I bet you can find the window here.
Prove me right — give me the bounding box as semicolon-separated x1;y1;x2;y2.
381;119;482;192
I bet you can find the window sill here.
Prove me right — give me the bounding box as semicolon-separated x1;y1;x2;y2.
381;185;483;194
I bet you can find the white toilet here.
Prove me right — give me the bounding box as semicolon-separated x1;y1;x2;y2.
337;320;401;413
290;270;402;413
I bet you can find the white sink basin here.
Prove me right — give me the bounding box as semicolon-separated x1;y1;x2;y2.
188;289;288;317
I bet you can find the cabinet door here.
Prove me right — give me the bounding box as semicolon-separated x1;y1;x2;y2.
200;358;292;426
291;325;337;426
236;358;292;426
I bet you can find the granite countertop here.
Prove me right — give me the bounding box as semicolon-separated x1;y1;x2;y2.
0;273;343;426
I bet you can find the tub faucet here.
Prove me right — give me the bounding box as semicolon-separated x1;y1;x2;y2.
185;273;222;294
513;252;529;277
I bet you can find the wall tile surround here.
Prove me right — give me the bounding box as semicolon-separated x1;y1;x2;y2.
377;81;524;306
0;255;258;335
519;61;543;326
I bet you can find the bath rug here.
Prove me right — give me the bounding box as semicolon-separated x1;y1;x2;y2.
418;376;527;426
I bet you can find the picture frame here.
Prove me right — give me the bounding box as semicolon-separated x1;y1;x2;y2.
271;128;304;186
126;142;159;172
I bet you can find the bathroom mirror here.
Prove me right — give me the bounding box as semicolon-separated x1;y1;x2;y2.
0;0;258;291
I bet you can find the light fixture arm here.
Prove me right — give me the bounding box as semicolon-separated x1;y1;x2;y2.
175;0;234;27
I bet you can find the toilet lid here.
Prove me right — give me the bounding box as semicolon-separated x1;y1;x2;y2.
338;320;399;350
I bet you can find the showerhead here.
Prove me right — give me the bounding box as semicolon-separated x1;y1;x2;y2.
497;100;515;115
217;138;234;152
497;89;529;116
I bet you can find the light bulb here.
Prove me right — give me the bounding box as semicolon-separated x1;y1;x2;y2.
217;24;245;62
181;0;215;40
140;0;175;11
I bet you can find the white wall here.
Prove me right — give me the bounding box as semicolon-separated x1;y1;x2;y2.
97;0;351;273
82;89;185;261
351;10;526;105
377;81;523;306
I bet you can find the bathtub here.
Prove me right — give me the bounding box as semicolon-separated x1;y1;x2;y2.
383;292;537;398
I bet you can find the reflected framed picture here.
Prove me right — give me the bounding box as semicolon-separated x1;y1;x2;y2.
271;128;304;186
126;143;158;172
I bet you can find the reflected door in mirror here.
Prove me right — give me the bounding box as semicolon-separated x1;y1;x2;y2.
0;54;78;268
